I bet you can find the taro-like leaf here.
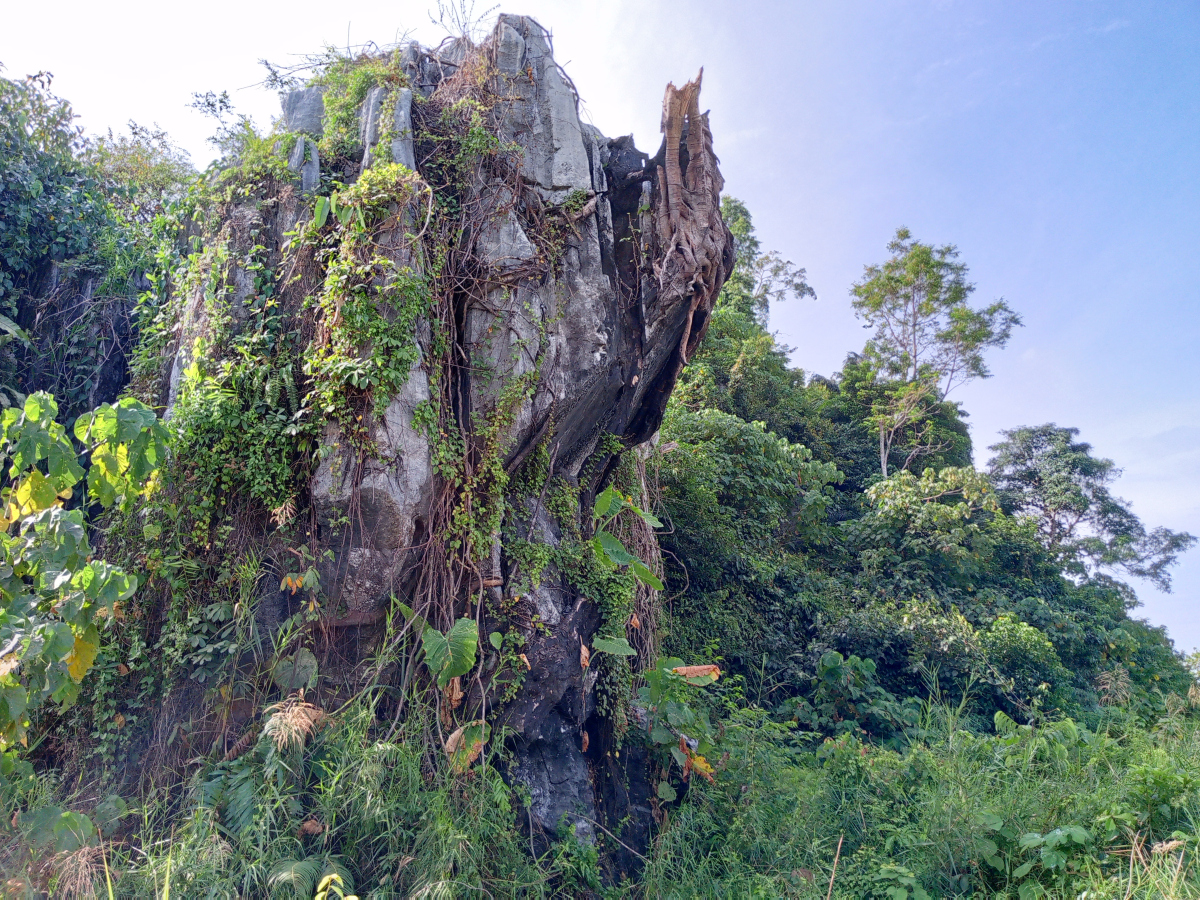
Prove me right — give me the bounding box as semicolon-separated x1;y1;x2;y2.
595;531;636;566
592;636;637;657
594;486;617;518
422;618;478;688
631;560;664;591
272;648;319;692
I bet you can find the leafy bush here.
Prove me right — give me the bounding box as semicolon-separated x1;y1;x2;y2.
0;72;110;305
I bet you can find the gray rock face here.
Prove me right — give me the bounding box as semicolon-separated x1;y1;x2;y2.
280;87;325;136
287;136;320;193
287;134;307;171
357;85;417;173
494;14;593;203
474;182;536;272
358;85;387;173
494;21;525;75
301;148;320;193
312;356;432;611
390;87;415;170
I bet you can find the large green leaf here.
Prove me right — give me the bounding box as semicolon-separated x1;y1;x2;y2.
272;648;319;692
595;531;636;567
635;507;664;528
594;485;617;518
592;636;638;657
422;617;479;688
631;560;664;590
313;195;330;228
0;314;31;347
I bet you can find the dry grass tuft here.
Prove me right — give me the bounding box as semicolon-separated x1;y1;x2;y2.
51;844;104;900
262;695;326;753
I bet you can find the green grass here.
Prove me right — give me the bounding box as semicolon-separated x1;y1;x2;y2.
640;704;1200;899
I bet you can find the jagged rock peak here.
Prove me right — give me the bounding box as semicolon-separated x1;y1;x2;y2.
166;14;733;857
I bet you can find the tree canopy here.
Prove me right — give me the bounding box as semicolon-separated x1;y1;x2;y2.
989;423;1196;591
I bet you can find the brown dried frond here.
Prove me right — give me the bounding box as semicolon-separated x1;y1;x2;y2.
223;724;259;762
433;44;494;106
271;498;297;527
51;844;104;900
444;676;465;711
444;720;486;772
298;817;325;837
1152;839;1186;855
262;696;325;753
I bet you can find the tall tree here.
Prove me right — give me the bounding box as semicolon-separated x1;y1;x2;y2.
988;424;1196;591
719;197;814;326
851;227;1021;475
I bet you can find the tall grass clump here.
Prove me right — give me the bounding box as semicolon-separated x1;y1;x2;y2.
641;698;1200;899
106;695;551;899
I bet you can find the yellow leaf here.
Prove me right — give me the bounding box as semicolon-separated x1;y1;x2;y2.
690;753;715;782
64;634;99;682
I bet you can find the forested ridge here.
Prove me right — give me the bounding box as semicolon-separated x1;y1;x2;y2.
2;28;1200;899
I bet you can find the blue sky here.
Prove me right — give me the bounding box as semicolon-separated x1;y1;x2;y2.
5;1;1198;647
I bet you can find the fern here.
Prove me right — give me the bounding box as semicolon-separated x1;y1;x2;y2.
283;363;299;413
269;856;353;899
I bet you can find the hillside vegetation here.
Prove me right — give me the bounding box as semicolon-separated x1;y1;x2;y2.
1;48;1198;900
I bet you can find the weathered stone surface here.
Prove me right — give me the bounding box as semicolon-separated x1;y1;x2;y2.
287;136;320;193
443;21;731;844
287;134;307;171
280;86;325;136
300;140;320;193
390;87;416;170
495;21;525;75
494;14;592;202
169;15;733;863
312;353;432;611
474;183;536;272
358;85;387;172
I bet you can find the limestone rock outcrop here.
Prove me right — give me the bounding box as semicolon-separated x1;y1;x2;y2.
162;13;732;857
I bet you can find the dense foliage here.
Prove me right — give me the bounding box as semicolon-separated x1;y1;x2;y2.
0;53;1197;900
644;198;1199;897
0;73;109;308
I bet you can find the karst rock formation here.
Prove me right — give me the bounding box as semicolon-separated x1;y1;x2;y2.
155;13;732;864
